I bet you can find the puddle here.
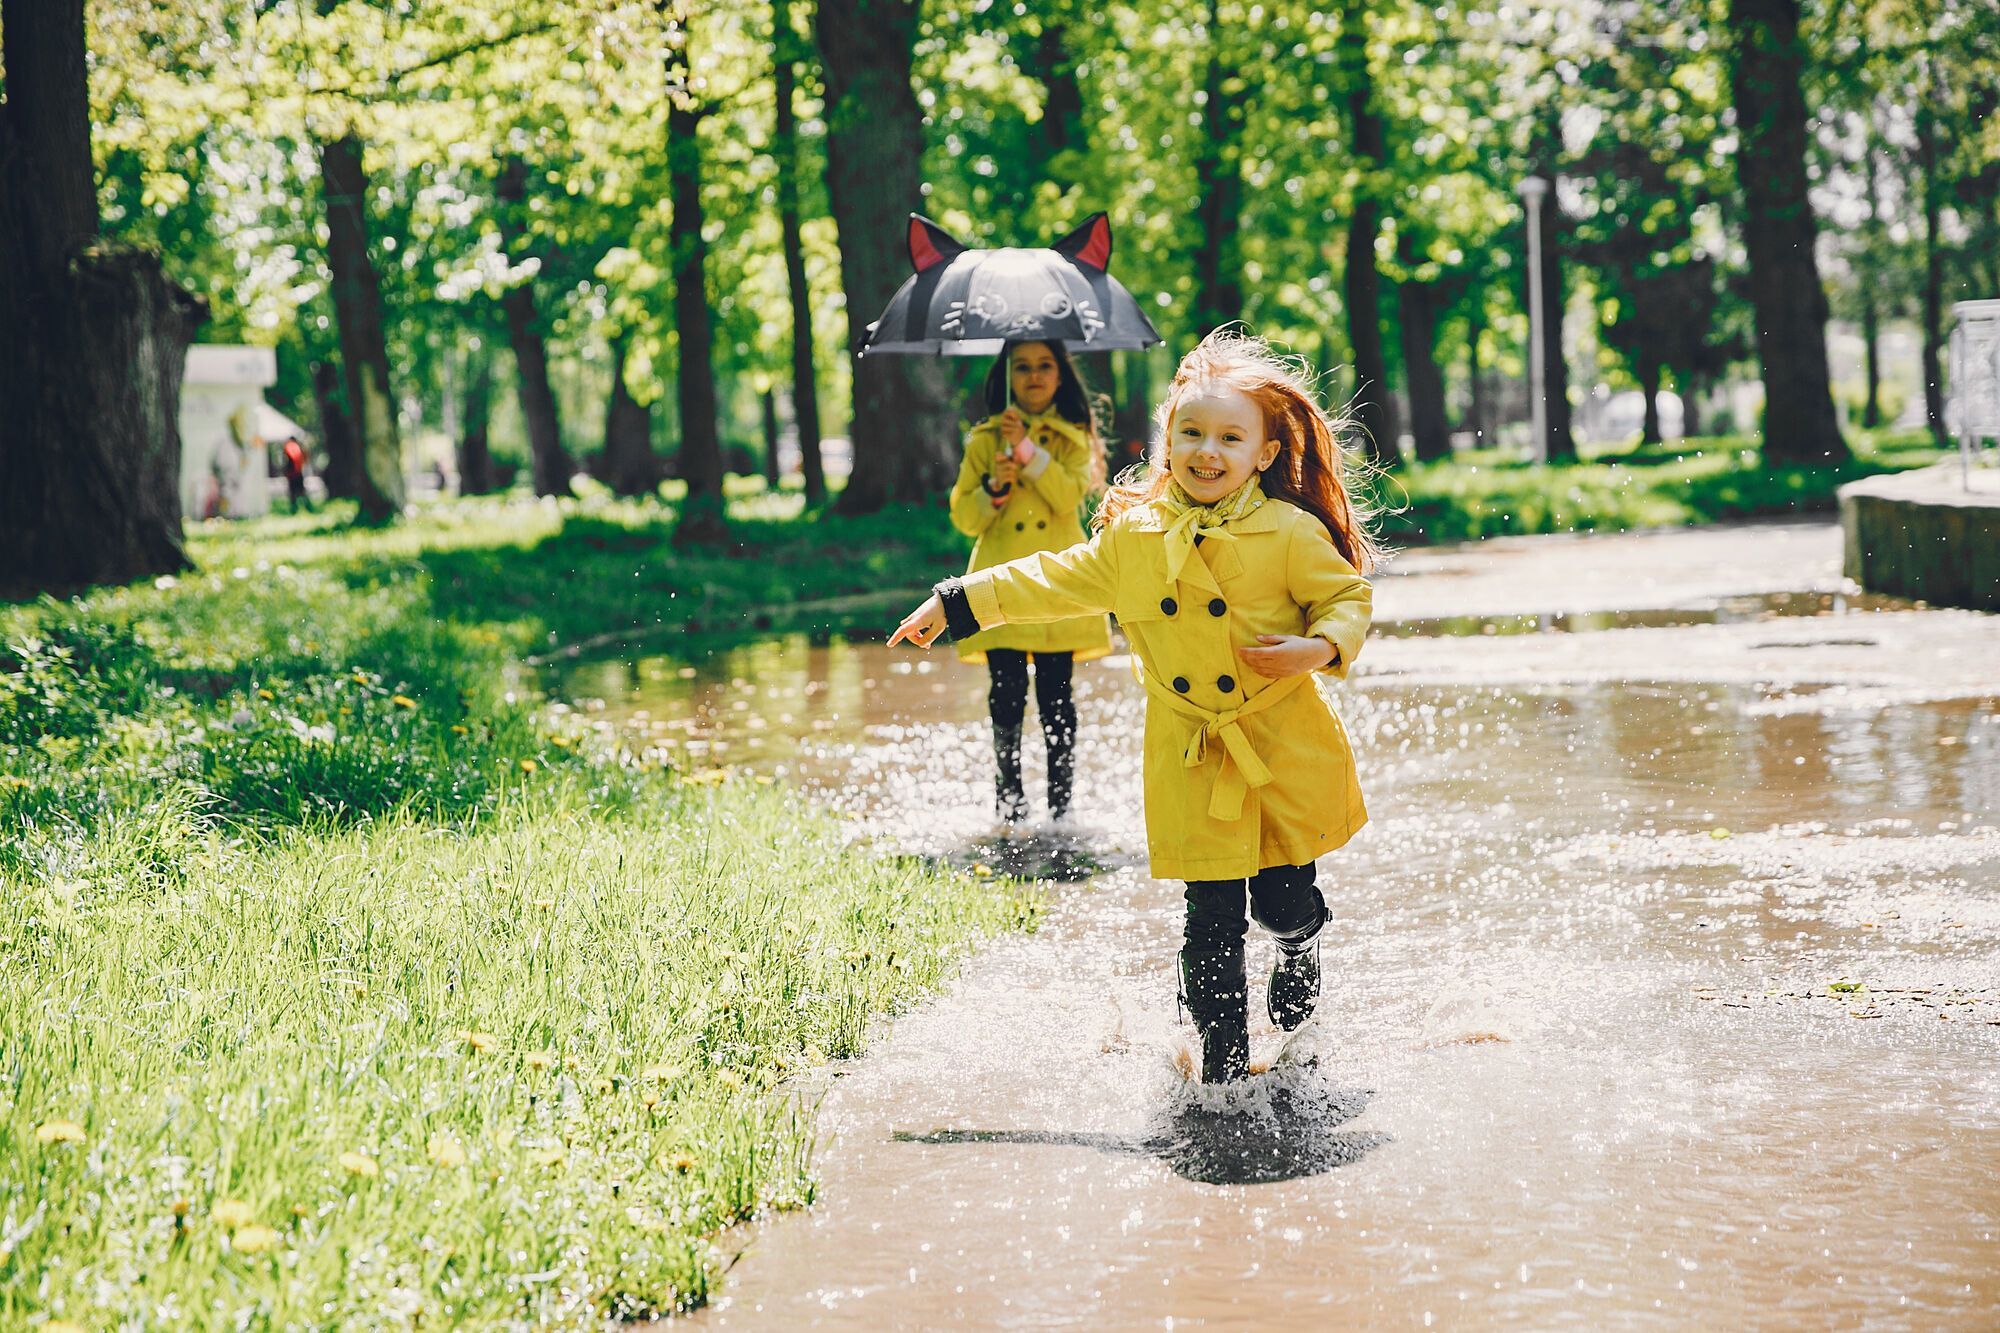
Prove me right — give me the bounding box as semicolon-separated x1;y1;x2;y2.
549;522;2000;1328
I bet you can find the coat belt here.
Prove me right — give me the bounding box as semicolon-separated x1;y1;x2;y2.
1139;666;1312;822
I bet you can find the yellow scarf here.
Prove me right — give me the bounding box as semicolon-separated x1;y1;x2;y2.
1159;476;1265;585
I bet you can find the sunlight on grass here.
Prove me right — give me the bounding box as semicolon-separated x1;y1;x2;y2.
1;504;1037;1326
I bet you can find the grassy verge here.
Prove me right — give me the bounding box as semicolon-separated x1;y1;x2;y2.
1;510;1035;1327
183;480;973;662
1371;429;1948;545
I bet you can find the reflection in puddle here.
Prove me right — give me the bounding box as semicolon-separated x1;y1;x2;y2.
552;605;2000;1328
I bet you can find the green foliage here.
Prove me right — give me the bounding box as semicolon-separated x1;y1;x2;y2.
1370;430;1948;544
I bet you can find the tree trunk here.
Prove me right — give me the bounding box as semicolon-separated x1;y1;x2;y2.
1338;0;1398;467
496;156;574;497
664;21;727;544
1193;0;1245;336
456;342;497;495
1861;124;1884;430
1031;20;1086;179
1682;371;1705;438
1113;347;1154;474
1527;121;1577;462
1639;354;1663;445
761;388;782;488
1917;89;1948;450
773;5;828;507
1464;294;1489;446
0;0;206;595
1725;0;1849;465
1397;232;1451;462
318;134;406;521
311;360;359;497
602;337;660;497
817;0;957;514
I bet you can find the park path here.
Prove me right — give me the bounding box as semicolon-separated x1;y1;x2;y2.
552;520;2000;1329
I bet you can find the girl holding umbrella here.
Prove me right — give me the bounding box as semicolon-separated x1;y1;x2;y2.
863;212;1160;825
948;340;1110;823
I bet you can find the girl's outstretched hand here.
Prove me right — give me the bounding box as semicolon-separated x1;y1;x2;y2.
1236;634;1335;678
889;594;948;650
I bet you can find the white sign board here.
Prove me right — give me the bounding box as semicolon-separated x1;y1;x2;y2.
180;345;280;520
1951;299;2000;488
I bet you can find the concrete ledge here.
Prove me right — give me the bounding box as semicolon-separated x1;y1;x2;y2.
1840;462;2000;611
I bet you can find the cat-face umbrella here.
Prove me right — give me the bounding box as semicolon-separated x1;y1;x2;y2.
860;212;1162;357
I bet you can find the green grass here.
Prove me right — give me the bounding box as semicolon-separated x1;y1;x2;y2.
185;480;974;663
0;495;1036;1327
1370;429;1948;545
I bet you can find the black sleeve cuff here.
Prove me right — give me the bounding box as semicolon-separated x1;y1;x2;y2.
933;578;980;641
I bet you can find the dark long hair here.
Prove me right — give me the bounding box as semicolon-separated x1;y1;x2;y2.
980;339;1105;490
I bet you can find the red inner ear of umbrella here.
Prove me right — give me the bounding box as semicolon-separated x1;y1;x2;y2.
909;218;949;272
1070;217;1111;271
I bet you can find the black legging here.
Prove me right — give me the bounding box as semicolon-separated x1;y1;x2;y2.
1184;863;1326;953
985;649;1075;745
988;649;1077;813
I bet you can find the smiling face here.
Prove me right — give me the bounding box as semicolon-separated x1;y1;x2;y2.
1166;384;1279;504
1008;343;1061;416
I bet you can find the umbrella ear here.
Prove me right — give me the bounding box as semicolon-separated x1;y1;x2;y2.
1051;212;1113;271
907;215;969;273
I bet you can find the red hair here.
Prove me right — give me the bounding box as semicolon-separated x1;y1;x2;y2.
1094;329;1383;574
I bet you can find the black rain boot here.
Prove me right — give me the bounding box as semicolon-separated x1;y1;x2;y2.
993;723;1028;823
1267;917;1325;1032
1180;945;1250;1083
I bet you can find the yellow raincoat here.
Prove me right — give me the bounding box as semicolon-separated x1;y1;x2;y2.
959;491;1371;880
948;411;1113;664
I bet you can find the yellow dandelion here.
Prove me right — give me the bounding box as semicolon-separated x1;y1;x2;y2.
715;1069;744;1092
754;774;776;786
351;672;370;684
292;1203;310;1219
591;1077;615;1097
532;899;555;911
450;724;469;735
257;688;275;700
972;863;993;878
457;1030;497;1053
640;1090;661;1109
337;1151;379;1179
518;758;538;774
390;694;418;710
170;1198;192;1219
524;1050;555;1071
641;1064;679;1082
230;1223;282;1254
549;735;573;748
668;1152;697;1174
212;1199;256;1230
1710;827;1732;840
35;1119;86;1146
427;1133;467;1169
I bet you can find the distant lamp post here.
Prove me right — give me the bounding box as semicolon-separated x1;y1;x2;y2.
1950;299;2000;490
1518;175;1550;465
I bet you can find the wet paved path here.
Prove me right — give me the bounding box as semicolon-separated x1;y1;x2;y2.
558;521;2000;1329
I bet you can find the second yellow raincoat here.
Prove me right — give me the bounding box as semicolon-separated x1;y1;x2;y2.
948;410;1113;664
958;488;1371;880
